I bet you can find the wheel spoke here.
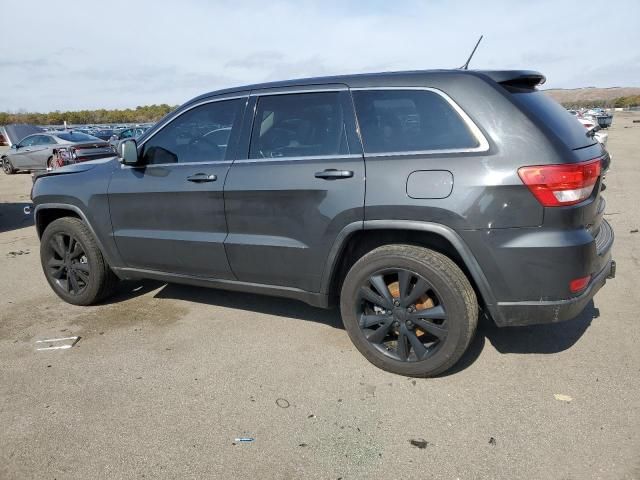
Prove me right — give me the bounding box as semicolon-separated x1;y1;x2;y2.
51;235;66;257
359;286;392;310
398;270;411;301
402;278;430;307
47;257;64;268
365;318;394;344
411;305;447;320
74;268;89;284
412;318;448;339
69;239;84;259
360;314;392;329
51;266;65;279
370;275;394;306
406;329;428;359
68;270;81;293
74;262;90;273
396;327;408;360
60;277;70;292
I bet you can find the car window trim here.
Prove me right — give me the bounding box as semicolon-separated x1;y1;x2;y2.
133;94;249;167
246;87;351;161
350;86;490;157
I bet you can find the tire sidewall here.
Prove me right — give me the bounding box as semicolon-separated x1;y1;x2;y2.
341;250;472;376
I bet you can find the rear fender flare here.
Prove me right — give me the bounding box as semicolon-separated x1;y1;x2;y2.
321;219;501;324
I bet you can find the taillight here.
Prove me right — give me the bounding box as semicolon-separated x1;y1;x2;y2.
583;123;594;129
569;275;591;293
518;159;601;207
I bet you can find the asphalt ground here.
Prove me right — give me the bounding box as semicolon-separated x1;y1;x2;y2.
1;114;639;479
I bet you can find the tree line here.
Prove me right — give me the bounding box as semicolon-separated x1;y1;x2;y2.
0;104;177;126
561;95;640;109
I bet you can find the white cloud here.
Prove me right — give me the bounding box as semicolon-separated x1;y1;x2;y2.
0;0;638;111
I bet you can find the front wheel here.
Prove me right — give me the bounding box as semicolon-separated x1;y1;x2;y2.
40;217;118;305
340;244;478;377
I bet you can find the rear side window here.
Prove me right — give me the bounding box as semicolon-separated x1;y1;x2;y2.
142;98;243;164
250;92;349;159
508;89;597;150
352;90;479;154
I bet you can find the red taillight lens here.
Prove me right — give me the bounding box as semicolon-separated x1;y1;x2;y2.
569;275;591;293
518;159;601;207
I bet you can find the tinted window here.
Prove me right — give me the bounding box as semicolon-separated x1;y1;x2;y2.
250;92;348;159
57;132;101;142
142;99;242;165
509;89;597;150
353;90;479;154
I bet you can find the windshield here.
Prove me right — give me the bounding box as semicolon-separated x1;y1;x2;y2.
56;132;102;142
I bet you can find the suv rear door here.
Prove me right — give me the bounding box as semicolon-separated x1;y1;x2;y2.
223;86;364;292
107;94;247;278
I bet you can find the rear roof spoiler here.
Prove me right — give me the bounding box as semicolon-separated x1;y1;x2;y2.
475;70;546;89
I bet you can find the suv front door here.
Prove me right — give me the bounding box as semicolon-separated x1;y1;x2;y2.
108;95;247;278
223;87;364;293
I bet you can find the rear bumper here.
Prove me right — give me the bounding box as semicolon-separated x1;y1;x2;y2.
493;257;615;326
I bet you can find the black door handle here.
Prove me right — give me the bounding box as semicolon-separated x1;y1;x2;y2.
187;173;217;183
314;169;354;180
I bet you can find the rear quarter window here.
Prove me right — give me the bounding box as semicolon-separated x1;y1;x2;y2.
507;89;597;150
352;89;480;154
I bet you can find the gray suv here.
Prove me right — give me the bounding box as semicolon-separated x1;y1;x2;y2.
31;69;615;377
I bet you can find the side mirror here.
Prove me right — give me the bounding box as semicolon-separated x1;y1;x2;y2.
119;139;139;165
11;144;18;150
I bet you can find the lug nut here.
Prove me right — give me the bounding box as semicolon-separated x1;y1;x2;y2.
393;300;400;307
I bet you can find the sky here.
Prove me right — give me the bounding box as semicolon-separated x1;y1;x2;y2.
1;0;639;112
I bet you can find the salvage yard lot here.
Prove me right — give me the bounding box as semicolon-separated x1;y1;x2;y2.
1;114;639;479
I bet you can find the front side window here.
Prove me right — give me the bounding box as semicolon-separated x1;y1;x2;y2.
19;136;37;147
352;90;479;154
141;98;243;165
249;92;349;159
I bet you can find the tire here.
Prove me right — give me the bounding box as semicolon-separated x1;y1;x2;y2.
47;156;55;169
340;244;478;377
40;217;118;306
2;157;15;175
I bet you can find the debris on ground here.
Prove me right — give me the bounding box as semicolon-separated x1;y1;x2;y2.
7;250;30;257
554;393;573;402
298;443;308;447
275;398;290;408
35;336;80;351
409;439;429;449
630;229;638;233
489;437;497;446
233;437;254;444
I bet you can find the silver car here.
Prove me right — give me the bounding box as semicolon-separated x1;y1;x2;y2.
1;131;115;174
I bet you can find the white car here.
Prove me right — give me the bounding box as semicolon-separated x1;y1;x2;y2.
576;117;608;146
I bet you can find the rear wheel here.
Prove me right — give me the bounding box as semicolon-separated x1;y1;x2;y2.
340;244;478;377
47;156;55;169
2;158;15;174
40;217;118;305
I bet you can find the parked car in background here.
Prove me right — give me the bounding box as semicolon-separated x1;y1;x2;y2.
108;126;149;149
31;69;615;377
577;117;608;146
2;131;114;174
91;129;116;141
0;132;7;146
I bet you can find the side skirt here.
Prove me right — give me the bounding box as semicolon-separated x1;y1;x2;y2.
112;267;331;309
